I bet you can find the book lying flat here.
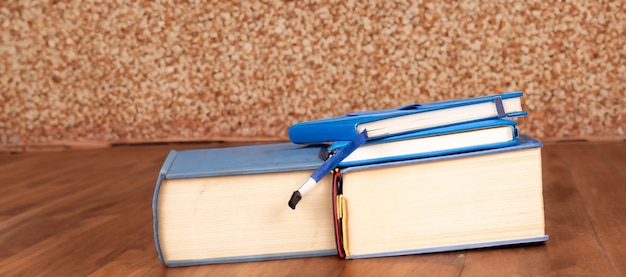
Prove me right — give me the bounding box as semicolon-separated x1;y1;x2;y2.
289;92;527;144
153;143;337;267
330;119;519;167
332;136;548;259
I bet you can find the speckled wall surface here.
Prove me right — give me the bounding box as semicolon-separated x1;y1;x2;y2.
1;1;624;149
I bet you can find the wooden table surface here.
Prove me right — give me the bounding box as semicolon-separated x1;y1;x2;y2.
1;141;625;277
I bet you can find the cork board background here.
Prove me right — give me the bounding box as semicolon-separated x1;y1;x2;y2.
1;1;625;150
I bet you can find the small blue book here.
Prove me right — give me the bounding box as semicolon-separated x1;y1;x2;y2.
332;135;548;259
330;119;519;168
288;92;527;144
153;143;337;267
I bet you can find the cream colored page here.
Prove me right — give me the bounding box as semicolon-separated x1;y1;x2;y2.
343;149;545;256
158;171;335;261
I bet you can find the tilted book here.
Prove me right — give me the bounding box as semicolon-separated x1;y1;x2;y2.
329;119;520;167
332;136;548;259
288;92;527;144
153;143;337;267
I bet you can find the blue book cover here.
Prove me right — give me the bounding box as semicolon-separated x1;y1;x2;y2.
333;135;548;259
330;119;519;167
153;143;338;267
289;92;527;144
162;143;328;179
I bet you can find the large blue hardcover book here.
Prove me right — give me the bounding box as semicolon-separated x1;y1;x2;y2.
331;119;520;167
333;136;548;259
289;92;527;144
153;143;337;267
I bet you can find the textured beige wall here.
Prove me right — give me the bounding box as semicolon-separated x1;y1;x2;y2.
1;1;624;148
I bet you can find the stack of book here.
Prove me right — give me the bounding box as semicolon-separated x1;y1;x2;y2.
152;92;548;267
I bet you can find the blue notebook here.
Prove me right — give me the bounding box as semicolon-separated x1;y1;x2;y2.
333;136;548;259
153;143;337;267
289;92;527;144
330;119;519;167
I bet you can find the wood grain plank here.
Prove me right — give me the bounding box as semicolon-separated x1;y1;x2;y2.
556;142;626;276
0;215;119;276
341;253;463;277
0;142;623;276
459;144;616;277
594;142;626;177
88;249;164;277
0;146;170;276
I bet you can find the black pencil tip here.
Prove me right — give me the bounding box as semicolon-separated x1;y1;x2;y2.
288;191;302;210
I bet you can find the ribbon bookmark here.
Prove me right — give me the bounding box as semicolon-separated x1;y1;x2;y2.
494;96;506;118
